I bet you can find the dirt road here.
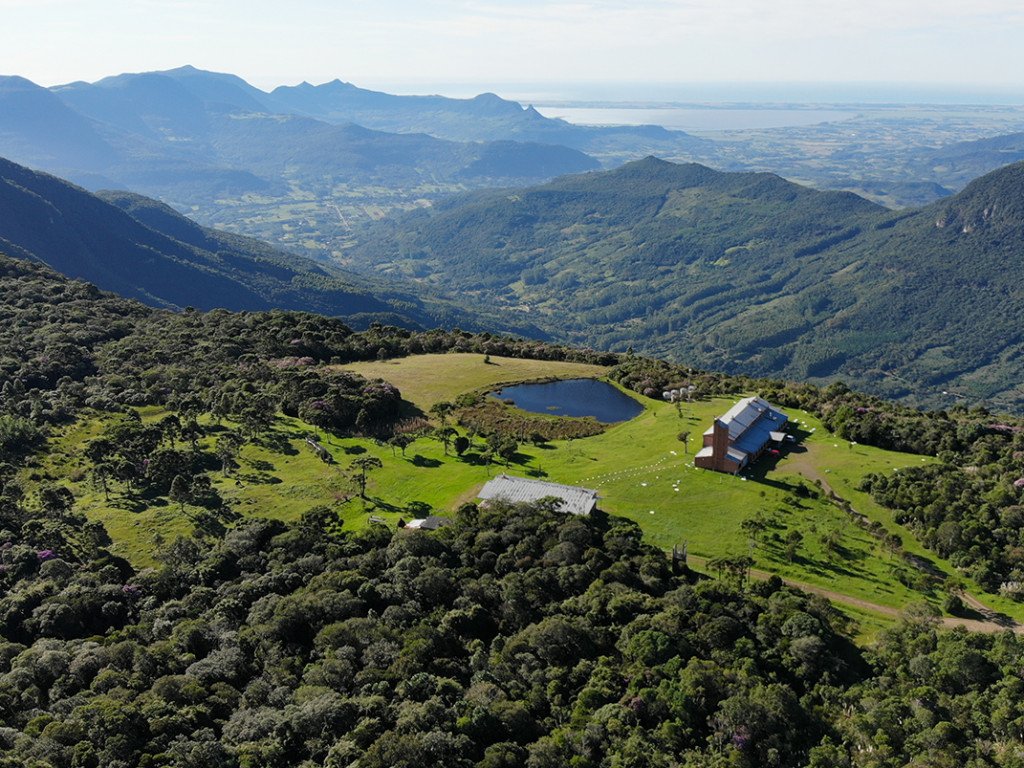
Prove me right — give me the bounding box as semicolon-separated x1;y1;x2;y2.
685;554;1022;634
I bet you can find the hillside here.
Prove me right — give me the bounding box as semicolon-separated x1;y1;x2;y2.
7;254;1024;764
0;75;121;176
917;130;1024;188
347;157;1024;408
0;156;536;333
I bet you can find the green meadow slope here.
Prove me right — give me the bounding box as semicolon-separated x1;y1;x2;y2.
31;351;1023;632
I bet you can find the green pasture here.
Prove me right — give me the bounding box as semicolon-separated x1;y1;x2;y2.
29;354;1024;626
337;353;610;411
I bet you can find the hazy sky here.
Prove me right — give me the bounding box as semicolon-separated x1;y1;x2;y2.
4;0;1024;97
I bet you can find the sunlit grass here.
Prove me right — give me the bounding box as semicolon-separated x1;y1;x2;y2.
29;362;1024;627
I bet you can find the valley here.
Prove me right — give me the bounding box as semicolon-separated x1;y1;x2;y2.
346;156;1024;409
4;46;1024;765
4;245;1024;766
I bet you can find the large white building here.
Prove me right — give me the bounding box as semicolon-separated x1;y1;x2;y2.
478;474;599;516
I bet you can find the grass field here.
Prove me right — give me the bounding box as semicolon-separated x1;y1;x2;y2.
29;354;1024;630
336;353;611;411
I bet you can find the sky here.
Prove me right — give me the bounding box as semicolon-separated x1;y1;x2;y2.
4;0;1024;100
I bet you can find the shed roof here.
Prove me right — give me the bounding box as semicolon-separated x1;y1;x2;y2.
478;474;599;516
405;515;451;530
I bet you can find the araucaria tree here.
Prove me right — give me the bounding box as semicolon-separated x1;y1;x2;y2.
350;456;383;498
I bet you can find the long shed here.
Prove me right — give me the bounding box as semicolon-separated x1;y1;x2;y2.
478;474;599;516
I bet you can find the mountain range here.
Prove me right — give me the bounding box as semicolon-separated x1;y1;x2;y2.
346;156;1024;409
264;75;713;159
0;65;716;205
4;61;1024;410
0;67;608;207
0;156;539;334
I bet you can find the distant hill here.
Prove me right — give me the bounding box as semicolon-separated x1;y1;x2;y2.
917;131;1024;188
838;179;953;209
0;156;537;334
347;157;1024;408
266;77;712;159
0;76;121;175
0;67;600;212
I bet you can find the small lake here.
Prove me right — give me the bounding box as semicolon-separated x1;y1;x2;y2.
490;378;644;423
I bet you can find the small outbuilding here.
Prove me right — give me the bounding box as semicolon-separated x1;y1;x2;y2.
478;474;599;516
694;396;788;474
404;515;451;531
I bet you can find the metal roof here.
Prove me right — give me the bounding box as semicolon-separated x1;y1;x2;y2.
720;396;788;457
726;447;749;464
405;515;451;530
478;474;599;516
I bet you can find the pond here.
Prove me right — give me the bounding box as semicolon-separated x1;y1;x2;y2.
490;378;644;423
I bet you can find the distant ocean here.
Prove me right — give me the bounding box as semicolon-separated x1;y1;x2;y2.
531;106;854;131
367;80;1024;108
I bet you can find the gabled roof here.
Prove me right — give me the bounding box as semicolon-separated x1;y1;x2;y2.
720;396;787;454
478;474;599;516
720;397;779;439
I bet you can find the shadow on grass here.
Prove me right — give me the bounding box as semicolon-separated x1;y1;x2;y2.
364;496;404;513
950;605;990;622
257;432;299;455
792;558;864;581
109;493;156;514
409;454;442;468
235;472;282;485
904;552;946;579
112;495;151;514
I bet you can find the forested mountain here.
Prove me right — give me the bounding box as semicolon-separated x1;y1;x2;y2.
347;156;1024;409
4;254;1024;766
0;156;536;333
0;68;600;206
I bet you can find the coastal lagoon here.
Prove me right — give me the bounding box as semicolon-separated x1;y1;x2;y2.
533;105;854;131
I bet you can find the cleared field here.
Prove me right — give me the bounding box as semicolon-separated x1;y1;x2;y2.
336;353;610;410
31;357;1024;629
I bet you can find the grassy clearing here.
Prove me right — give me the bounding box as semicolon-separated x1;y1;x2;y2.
26;414;192;568
514;396;942;613
336;353;610;411
28;356;1024;627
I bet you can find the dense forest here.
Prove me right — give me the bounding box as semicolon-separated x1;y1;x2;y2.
7;253;1024;765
